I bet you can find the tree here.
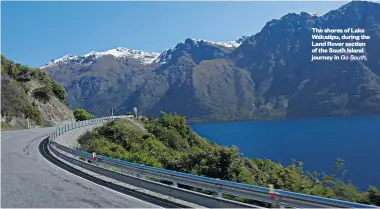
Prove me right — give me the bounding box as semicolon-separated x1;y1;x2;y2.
367;186;380;205
73;109;95;121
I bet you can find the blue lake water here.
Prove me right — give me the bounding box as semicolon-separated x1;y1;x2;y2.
191;115;380;191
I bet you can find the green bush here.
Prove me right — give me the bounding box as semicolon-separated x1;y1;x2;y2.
52;80;66;102
24;103;43;125
33;87;51;102
1;122;12;130
73;108;95;121
367;186;380;205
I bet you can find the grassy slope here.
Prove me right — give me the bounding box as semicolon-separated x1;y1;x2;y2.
78;112;380;206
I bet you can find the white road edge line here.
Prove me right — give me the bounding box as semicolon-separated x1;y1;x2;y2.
39;136;163;209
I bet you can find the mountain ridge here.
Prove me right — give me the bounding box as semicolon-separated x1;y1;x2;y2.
41;38;243;69
42;1;380;123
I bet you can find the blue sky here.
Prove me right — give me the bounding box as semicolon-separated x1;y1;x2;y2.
2;1;349;68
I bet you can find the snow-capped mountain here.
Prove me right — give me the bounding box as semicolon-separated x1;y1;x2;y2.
42;39;242;68
42;47;161;68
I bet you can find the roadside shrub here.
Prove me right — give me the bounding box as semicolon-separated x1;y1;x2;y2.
33;87;51;102
73;108;95;121
24;103;43;125
52;80;66;102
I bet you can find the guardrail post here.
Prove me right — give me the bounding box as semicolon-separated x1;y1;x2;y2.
173;182;178;188
138;165;145;179
216;178;223;198
217;191;222;198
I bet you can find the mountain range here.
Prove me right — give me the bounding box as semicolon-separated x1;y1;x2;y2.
42;1;380;123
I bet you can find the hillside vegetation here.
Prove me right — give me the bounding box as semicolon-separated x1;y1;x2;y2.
1;55;75;130
78;112;380;206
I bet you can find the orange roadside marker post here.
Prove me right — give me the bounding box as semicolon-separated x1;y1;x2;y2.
269;184;280;208
92;152;97;161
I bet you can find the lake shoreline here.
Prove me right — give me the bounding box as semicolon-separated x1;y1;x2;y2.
191;114;380;191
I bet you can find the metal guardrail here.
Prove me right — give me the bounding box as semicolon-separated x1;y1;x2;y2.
48;116;379;208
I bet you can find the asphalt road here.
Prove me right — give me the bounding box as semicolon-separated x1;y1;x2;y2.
1;128;159;208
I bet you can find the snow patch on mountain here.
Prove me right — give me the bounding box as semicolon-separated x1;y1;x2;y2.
154;49;174;64
42;47;160;68
307;12;322;17
190;39;242;48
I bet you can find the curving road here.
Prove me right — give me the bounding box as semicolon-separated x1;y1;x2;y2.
1;128;160;208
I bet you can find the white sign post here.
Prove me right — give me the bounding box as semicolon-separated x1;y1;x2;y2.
133;107;137;118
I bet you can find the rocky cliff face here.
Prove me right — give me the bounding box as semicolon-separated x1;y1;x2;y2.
43;1;380;123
